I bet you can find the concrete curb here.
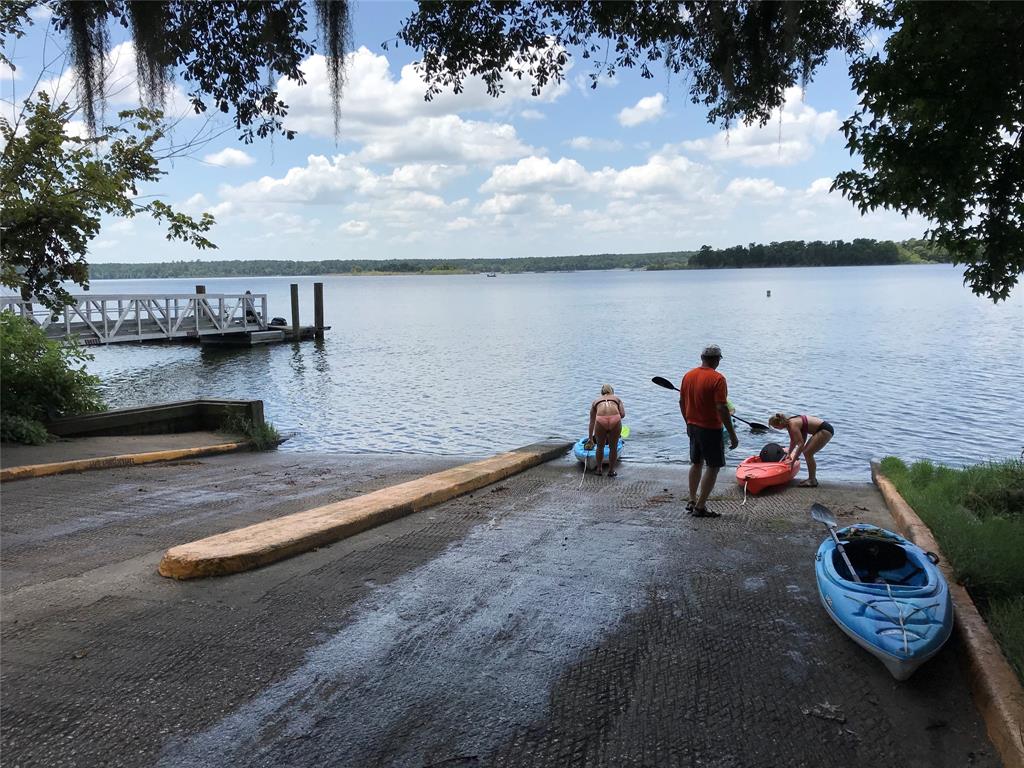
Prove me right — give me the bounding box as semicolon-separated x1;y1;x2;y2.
872;462;1024;768
158;440;573;580
0;441;251;483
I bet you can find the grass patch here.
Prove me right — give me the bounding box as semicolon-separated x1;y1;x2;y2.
219;413;281;451
880;456;1024;684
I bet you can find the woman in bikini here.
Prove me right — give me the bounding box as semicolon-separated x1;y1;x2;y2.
588;384;626;477
768;412;835;487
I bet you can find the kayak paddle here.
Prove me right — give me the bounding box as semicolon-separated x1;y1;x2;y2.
651;376;768;431
733;415;769;432
651;375;678;391
811;503;861;583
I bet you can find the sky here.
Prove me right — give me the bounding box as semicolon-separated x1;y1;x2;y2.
1;1;929;265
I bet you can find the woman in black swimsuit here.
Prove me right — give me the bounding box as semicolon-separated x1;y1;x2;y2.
768;413;835;487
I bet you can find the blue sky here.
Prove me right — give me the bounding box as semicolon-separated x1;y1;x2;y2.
2;1;928;264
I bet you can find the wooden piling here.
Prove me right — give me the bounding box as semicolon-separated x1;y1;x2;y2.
290;283;300;340
313;282;324;339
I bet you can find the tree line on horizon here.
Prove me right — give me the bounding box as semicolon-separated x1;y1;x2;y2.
86;239;951;280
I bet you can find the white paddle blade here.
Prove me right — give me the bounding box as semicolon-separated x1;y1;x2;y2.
810;503;837;528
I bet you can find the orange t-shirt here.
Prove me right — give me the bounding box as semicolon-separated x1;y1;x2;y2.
681;366;728;429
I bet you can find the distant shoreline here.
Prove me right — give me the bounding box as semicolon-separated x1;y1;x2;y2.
87;238;950;280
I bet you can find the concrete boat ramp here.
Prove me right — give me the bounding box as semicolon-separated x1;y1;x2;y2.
0;450;998;767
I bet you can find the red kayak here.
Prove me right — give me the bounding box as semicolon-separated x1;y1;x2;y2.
736;456;802;495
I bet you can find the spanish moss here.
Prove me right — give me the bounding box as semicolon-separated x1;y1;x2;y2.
126;0;171;109
315;0;351;140
64;1;109;134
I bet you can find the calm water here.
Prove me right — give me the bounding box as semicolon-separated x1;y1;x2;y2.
83;265;1023;481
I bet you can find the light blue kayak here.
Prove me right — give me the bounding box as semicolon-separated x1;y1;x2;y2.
573;436;625;471
815;524;953;680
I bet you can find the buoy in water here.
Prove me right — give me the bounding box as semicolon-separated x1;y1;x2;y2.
767;289;771;298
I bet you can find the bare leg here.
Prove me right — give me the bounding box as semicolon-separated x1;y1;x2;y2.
689;462;702;503
697;465;721;508
801;431;833;484
594;426;607;476
606;422;622;475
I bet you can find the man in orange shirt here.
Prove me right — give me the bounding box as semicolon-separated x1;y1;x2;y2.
680;344;739;517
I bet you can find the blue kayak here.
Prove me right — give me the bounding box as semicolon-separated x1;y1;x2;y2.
815;524;953;680
573;436;625;470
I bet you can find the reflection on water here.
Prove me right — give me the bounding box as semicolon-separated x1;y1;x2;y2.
87;265;1024;480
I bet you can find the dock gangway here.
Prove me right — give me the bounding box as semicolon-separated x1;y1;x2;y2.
0;293;269;345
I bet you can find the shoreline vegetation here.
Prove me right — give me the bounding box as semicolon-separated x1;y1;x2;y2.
880;456;1024;685
88;238;951;280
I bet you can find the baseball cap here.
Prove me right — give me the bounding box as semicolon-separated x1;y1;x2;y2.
701;344;723;358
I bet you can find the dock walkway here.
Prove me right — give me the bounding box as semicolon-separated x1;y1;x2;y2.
0;453;999;767
1;292;269;344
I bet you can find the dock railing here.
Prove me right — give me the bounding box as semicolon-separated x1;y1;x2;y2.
0;293;269;344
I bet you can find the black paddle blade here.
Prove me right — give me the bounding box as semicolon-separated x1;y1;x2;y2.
810;503;836;527
734;415;769;432
651;376;678;391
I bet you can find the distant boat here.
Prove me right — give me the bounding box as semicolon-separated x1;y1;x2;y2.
486;272;497;277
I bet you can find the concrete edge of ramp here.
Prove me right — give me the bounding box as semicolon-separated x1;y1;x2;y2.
872;462;1024;768
0;441;251;483
158;440;573;580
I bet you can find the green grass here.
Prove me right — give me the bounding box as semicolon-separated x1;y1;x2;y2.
219;413;282;451
880;456;1024;683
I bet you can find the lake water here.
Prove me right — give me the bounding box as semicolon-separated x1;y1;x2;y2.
83;264;1023;481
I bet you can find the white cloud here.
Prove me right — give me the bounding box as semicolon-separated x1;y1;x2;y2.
386;163;466;190
476;193;529;217
807;177;835;196
725;177;786;200
592;150;716;199
1;61;20;81
356;115;533;165
519;109;545;121
218;154;468;209
681;87;840;166
476;193;571;221
617;93;665;127
481;157;589;194
566;136;623;152
203;148;256;167
278;47;563;165
339;220;371;236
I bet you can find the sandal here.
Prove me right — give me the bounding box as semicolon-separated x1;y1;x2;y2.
685;500;696;514
692;507;721;518
606;471;618;478
799;479;819;488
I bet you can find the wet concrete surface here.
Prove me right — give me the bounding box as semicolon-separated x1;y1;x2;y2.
0;453;998;767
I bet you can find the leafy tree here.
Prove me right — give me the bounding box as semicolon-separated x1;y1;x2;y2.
0;312;105;444
396;0;1023;301
1;1;351;307
836;1;1023;301
1;94;215;309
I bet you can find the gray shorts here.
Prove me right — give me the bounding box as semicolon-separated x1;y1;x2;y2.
688;424;726;468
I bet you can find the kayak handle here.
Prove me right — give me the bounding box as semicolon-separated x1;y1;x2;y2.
926;551;940;564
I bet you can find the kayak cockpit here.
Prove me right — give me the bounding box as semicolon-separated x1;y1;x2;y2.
832;536;930;587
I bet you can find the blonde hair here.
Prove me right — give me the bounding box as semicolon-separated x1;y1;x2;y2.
601;384;614;395
768;413;789;429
